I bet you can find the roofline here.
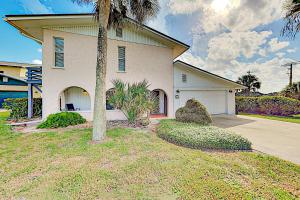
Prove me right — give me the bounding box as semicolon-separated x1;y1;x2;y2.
0;61;40;68
4;13;190;49
0;73;27;84
174;60;246;88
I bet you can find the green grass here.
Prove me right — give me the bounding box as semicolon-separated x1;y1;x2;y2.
240;113;300;124
157;119;251;150
0;112;300;199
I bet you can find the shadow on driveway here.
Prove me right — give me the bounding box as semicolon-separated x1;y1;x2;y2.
212;115;256;128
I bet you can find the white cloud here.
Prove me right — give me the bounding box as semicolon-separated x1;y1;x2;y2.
38;48;42;53
32;59;42;65
268;38;289;52
276;52;286;58
178;51;205;67
19;0;53;14
287;48;297;53
207;31;272;62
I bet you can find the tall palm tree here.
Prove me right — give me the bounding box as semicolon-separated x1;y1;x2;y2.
73;0;159;141
282;0;300;38
237;71;261;93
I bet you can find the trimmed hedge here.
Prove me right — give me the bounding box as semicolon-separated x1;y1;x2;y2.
157;120;251;151
176;99;212;125
37;112;86;129
236;96;300;116
2;98;42;120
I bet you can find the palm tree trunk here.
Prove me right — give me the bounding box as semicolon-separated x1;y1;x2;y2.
92;0;110;141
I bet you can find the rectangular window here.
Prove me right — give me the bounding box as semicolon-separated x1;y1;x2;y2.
116;28;123;38
54;37;64;67
182;74;187;83
3;77;8;83
118;46;126;72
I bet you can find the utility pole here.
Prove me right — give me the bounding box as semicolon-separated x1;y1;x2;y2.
289;63;293;86
282;61;299;86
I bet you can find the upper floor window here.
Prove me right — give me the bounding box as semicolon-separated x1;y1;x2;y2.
116;28;123;38
182;73;187;83
0;71;4;74
54;37;64;68
118;46;126;72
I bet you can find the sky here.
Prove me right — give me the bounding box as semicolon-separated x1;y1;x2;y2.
0;0;300;93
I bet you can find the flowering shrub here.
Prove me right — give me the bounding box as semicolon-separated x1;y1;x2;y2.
236;96;300;116
157;120;251;151
2;98;42;120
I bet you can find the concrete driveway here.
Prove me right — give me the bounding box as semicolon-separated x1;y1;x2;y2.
213;115;300;164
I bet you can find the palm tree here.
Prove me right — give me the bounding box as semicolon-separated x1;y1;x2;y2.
282;0;300;38
73;0;159;141
237;71;261;93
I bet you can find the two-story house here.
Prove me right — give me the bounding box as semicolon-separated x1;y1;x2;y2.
5;14;244;120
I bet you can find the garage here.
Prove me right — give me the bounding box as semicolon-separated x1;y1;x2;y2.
174;61;245;115
179;90;227;114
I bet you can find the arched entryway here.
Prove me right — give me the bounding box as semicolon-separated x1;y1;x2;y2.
59;86;91;111
151;89;168;117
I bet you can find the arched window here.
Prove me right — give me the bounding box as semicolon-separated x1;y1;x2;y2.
106;89;115;110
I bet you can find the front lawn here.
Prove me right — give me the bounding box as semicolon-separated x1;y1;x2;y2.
240;113;300;124
0;112;299;199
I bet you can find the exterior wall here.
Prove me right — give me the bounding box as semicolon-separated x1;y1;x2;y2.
42;29;174;121
0;66;25;78
174;64;237;115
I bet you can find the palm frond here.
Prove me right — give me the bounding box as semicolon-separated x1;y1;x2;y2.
282;0;300;38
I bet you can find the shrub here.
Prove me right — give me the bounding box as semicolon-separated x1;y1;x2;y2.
157;120;251;150
37;112;86;129
2;98;42;120
175;99;212;125
236;96;300;116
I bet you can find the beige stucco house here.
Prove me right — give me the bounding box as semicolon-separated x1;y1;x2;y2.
5;14;244;120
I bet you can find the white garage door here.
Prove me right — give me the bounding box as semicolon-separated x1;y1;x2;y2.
180;90;227;114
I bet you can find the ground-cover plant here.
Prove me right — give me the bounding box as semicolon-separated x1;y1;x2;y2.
175;99;212;125
157;119;251;150
108;79;156;125
0;111;299;199
236;96;300;116
2;98;42;120
37;112;86;129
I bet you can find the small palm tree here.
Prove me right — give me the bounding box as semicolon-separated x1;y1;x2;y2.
73;0;159;141
237;71;261;93
282;0;300;38
109;79;156;124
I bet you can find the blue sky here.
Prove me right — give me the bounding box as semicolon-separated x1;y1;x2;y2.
0;0;299;93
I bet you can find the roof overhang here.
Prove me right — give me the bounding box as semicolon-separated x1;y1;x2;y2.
174;60;247;89
4;13;189;58
0;61;40;68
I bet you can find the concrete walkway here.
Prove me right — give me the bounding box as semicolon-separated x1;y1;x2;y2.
213;115;300;164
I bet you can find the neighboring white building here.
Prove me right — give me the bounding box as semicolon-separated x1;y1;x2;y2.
5;13;245;120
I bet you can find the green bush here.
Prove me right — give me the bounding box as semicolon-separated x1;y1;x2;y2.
236;96;300;116
157;120;251;150
175;99;212;125
37;112;86;129
2;98;42;120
